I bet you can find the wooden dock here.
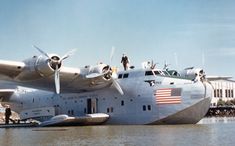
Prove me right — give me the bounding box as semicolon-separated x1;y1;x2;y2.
0;122;38;128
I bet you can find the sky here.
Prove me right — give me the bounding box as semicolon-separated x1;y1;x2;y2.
0;0;235;77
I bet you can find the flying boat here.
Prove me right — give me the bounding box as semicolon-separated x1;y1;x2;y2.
0;47;213;126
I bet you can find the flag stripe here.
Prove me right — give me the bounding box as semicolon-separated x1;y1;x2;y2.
156;101;181;104
156;97;181;101
156;100;181;102
155;88;182;105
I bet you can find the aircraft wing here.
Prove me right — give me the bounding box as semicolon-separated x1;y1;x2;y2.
0;60;25;79
48;66;113;93
0;59;114;93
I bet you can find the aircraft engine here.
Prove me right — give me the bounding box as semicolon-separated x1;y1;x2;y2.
102;65;112;80
179;67;205;80
34;54;62;77
86;63;112;80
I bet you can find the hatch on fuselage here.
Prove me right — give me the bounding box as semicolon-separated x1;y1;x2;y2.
87;98;98;114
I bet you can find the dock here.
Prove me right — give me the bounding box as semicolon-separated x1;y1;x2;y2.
0;122;39;128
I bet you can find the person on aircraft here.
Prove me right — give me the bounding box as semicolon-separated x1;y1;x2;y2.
121;54;129;71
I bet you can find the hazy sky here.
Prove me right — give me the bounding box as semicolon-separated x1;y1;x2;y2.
0;0;235;77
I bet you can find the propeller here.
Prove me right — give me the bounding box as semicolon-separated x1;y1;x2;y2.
112;79;124;95
33;45;50;58
55;65;60;94
33;45;76;94
87;46;115;78
85;46;123;95
110;46;115;64
61;49;77;61
108;46;124;95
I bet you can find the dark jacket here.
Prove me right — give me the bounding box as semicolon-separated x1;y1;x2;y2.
5;107;11;117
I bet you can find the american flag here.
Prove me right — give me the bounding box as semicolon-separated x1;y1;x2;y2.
154;88;182;105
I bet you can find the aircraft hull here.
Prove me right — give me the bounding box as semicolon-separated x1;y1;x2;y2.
149;97;211;124
102;80;212;125
3;70;213;125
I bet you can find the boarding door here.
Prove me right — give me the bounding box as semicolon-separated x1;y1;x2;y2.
87;98;98;114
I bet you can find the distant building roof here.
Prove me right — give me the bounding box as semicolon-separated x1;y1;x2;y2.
207;76;233;81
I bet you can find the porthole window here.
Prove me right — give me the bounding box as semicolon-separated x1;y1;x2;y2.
143;105;146;111
111;107;113;112
121;100;124;106
123;73;129;78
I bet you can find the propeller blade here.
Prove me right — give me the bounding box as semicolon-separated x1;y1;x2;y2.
33;45;50;58
61;49;77;61
55;65;60;94
110;46;115;64
152;70;156;77
86;73;102;79
112;79;124;95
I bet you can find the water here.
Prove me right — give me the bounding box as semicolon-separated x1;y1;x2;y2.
0;118;235;146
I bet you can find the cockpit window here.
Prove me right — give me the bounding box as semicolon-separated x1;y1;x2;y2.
163;71;170;76
166;70;180;76
145;71;160;76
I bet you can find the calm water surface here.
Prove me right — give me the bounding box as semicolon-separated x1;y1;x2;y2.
0;117;235;146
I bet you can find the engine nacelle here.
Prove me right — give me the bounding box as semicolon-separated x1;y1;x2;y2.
179;67;205;80
34;56;55;77
16;54;62;81
86;63;112;80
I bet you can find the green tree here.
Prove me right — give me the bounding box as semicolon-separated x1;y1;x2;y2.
217;99;226;107
225;100;234;106
230;99;235;105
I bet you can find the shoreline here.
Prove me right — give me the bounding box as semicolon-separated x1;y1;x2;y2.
205;106;235;117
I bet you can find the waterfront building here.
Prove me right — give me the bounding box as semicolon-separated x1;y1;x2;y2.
209;77;235;107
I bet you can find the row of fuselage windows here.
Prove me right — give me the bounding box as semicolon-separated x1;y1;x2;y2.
118;71;159;79
52;99;128;114
107;105;153;113
214;89;234;98
107;100;125;113
68;110;74;115
63;100;126;114
118;70;166;79
145;71;160;76
40;99;152;114
61;100;153;114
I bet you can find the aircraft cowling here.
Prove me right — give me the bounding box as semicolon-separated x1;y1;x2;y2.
34;55;60;77
16;55;62;81
179;68;205;80
87;64;112;80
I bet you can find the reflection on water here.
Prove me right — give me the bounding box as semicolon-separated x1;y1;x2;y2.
0;118;235;146
199;117;235;124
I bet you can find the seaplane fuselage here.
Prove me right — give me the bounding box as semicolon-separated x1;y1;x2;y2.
2;68;213;125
